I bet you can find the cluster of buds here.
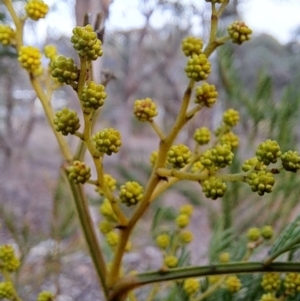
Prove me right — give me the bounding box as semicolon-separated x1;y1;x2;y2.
80;81;107;110
134;98;158;122
93;128;122;156
183;278;200;296
284;273;300;295
261;273;281;292
119;181;144;206
0;282;14;300
53;107;80;136
37;291;55;301
51;56;79;87
44;45;58;62
194;82;218;107
68;161;91;184
227;21;252;45
247;225;274;242
225;275;242;293
0;25;15;46
156;205;194;268
167;144;192;169
185;53;211;82
25;0;49;21
18;45;43;75
71;25;103;60
181;36;203;57
0;244;20;272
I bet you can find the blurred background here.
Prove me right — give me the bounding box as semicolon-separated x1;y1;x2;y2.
1;0;300;300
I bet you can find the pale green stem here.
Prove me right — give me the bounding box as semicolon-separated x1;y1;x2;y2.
149;120;166;141
108;80;195;288
3;0;24;49
195;276;226;301
31;77;73;162
109;262;300;300
156;168;209;181
62;168;109;300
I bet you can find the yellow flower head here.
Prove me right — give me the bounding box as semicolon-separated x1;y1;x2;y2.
25;0;49;21
18;45;42;75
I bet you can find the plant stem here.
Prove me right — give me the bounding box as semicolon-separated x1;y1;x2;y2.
149;120;166;141
109;262;300;300
195;276;226;301
62;168;109;300
107;80;195;289
30;77;73;162
3;0;24;49
156;168;209;181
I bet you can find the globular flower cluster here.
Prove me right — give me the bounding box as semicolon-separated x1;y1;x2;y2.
256;140;281;165
185;54;211;82
180;204;194;216
261;273;281;292
167;144;192;169
193;127;211;145
179;230;193;244
223;108;240;127
0;25;15;46
18;45;42;75
201;176;227;200
211;144;234;168
176;214;190;228
44;45;58;61
220;131;239;150
37;291;55;301
284;273;300;295
242;157;261;172
93;128;122;155
183;278;200;296
71;24;103;60
106;231;119;247
119;181;144;206
134;98;158;122
247;227;261;241
25;0;49;21
156;233;171;249
53;107;80;136
200;144;233;169
51;56;79;86
281;150;300;172
80;81;107;110
191;160;203;173
0;282;14;300
246;169;275;196
164;255;178;268
227;21;252;45
219;252;230;263
68;160;91;184
98;219;114;234
96;173;117;195
181;36;203;57
0;244;20;272
149;150;158;167
261;225;274;240
194;82;218;107
225;275;242;293
259;293;278;301
99;198;117;221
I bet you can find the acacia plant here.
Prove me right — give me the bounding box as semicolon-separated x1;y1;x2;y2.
1;1;300;301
